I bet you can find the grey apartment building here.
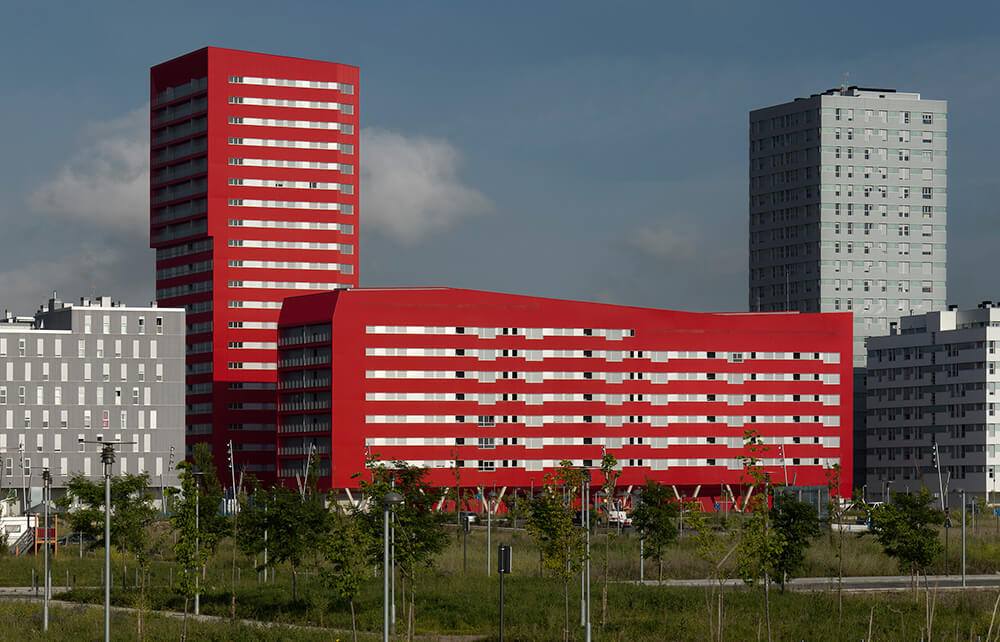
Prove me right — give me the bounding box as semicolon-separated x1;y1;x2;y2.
749;86;948;367
866;306;1000;504
0;295;184;513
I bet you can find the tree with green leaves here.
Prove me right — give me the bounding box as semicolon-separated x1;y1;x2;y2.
770;491;821;592
869;488;943;593
356;458;449;642
599;451;620;627
238;483;328;601
685;499;738;642
189;443;230;576
736;429;780;642
631;478;680;583
167;461;208;642
60;471;157;590
320;504;374;642
526;460;587;642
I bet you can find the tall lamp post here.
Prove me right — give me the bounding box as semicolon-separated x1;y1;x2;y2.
42;467;51;632
191;471;205;616
487;489;497;577
100;443;115;642
382;491;404;642
18;442;27;515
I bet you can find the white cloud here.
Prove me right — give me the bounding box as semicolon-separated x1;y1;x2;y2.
0;245;154;315
361;128;491;244
27;105;149;237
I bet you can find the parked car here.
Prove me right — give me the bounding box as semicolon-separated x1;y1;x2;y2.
607;510;633;527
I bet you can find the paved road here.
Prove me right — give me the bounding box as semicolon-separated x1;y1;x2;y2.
629;574;1000;592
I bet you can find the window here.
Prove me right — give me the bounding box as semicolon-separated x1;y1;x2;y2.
477;460;496;472
477;415;495;427
54;387;61;405
83;410;91;429
0;387;5;404
902;111;911;124
922;150;934;162
17;339;25;357
17;386;24;404
138;364;145;382
102;315;110;333
156;317;163;335
137;317;145;334
899;130;910;143
84;315;92;334
899;149;910;161
922;113;933;125
102;363;110;382
922;187;933;200
132;388;140;404
96;339;104;358
922;131;933;143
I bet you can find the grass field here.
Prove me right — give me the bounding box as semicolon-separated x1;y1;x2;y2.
7;583;1000;640
5;518;1000;639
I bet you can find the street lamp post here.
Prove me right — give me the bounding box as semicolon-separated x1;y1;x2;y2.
382;491;404;642
42;467;51;632
487;489;497;577
18;443;27;516
101;444;115;642
192;472;204;615
584;476;591;642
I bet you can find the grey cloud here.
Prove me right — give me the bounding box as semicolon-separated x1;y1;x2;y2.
360;128;491;244
27;105;149;237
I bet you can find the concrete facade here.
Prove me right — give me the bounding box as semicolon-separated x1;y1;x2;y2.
749;86;948;367
866;305;1000;503
0;295;185;514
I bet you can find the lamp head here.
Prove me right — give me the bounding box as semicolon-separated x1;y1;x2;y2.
382;491;404;507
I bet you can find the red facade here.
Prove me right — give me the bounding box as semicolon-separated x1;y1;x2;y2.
150;47;359;480
277;288;854;501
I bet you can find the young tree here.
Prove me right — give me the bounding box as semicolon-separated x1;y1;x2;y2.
169;462;208;642
238;484;328;600
320;504;373;642
526;460;587;642
869;488;943;593
630;479;680;583
190;443;231;578
61;471;157;589
770;491;821;592
735;429;780;642
356;458;449;642
686;500;738;642
598;451;620;627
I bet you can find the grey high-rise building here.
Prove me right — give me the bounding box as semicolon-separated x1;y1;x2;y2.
0;295;185;514
749;86;948;367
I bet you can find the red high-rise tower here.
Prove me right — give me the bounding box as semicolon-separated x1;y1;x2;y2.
150;47;359;481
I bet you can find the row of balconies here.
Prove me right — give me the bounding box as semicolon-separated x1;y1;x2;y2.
278;422;330;434
278;377;331;390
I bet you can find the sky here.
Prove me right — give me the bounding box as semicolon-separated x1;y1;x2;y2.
2;1;999;315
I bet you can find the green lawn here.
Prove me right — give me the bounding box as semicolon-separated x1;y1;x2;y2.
5;519;1000;639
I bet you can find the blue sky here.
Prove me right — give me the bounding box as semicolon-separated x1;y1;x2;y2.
2;1;999;314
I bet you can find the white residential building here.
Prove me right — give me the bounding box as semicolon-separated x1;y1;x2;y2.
749;86;948;366
866;305;1000;503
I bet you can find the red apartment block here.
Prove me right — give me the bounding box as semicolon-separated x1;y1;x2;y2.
277;288;854;504
150;47;359;480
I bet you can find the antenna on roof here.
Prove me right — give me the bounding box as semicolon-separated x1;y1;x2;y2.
841;72;850;94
